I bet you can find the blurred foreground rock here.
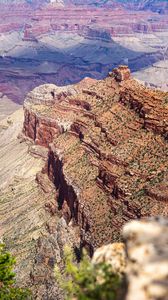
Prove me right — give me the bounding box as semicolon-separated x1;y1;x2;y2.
92;243;126;275
93;217;168;300
124;217;168;300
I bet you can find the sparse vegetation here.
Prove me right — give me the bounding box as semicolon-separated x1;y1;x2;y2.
55;246;122;300
0;243;31;300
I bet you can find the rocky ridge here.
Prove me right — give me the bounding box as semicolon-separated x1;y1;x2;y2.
23;66;168;251
1;66;168;298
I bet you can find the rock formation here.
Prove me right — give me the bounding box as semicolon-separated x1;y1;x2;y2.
0;0;167;104
0;109;79;299
124;217;168;300
92;217;168;300
0;66;168;298
23;66;168;252
92;242;126;275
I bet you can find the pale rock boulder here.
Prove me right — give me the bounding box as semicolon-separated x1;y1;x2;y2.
92;217;168;300
123;217;168;300
92;243;126;275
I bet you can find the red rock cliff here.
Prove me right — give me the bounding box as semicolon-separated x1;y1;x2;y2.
23;66;168;250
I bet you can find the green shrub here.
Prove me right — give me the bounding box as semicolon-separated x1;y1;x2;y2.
0;243;31;300
55;246;122;300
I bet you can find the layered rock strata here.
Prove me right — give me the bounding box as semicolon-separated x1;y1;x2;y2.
23;84;78;146
0;0;168;105
1;66;168;298
0;109;79;299
23;66;168;252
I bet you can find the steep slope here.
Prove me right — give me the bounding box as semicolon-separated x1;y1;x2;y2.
1;67;168;298
0;94;20;121
23;66;168;251
0;110;77;299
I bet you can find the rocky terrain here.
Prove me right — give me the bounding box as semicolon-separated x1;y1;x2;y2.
0;0;167;106
0;109;76;299
1;66;167;298
23;66;168;250
0;1;167;298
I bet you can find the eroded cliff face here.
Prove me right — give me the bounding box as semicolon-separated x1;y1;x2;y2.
23;84;78;146
23;66;168;252
1;67;168;299
0;109;80;299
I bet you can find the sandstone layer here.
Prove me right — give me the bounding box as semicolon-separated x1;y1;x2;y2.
0;1;168;104
23;66;168;252
1;66;168;298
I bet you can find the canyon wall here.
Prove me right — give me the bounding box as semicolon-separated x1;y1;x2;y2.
0;1;167;105
0;3;167;38
1;66;168;299
23;66;168;251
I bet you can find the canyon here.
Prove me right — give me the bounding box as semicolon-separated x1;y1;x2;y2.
0;0;168;108
0;66;168;298
0;1;168;298
23;65;168;249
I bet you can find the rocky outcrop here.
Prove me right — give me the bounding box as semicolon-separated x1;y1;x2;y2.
23;84;77;146
23;66;168;252
119;78;168;138
85;28;112;41
92;243;126;275
92;217;168;300
124;217;168;300
1;66;168;299
109;65;131;82
0;109;81;299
